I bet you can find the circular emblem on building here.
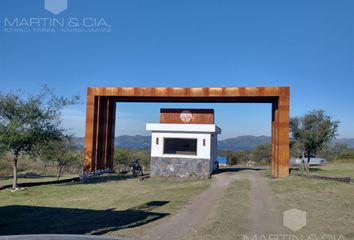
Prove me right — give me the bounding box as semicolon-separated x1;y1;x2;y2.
180;110;193;123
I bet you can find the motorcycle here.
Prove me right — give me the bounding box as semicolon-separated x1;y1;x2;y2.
131;159;144;177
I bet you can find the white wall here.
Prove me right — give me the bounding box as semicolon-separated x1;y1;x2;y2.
150;132;212;159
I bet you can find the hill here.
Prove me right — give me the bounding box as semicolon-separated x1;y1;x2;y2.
116;135;151;149
73;135;150;150
218;135;271;151
332;138;354;148
74;135;354;151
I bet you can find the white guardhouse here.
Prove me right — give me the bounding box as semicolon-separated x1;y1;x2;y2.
146;109;221;177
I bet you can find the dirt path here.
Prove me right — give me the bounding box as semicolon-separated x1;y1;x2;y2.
143;170;289;240
143;172;238;240
247;171;290;235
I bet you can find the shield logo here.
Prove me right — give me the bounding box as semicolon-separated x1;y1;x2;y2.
283;208;307;232
45;0;68;15
180;111;193;123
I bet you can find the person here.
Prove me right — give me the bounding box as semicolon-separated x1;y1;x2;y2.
131;159;143;177
132;160;139;170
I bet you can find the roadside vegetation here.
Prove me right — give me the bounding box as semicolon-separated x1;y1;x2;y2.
0;148;82;187
218;144;272;165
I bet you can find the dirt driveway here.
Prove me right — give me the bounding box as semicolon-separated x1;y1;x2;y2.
143;170;288;240
247;171;289;235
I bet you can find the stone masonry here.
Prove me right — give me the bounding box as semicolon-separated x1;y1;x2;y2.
151;157;211;177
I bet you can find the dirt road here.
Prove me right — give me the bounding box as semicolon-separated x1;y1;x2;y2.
247;171;289;235
143;170;289;240
143;172;238;240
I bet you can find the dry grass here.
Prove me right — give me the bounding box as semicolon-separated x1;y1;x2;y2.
307;161;354;178
267;171;354;239
0;173;210;238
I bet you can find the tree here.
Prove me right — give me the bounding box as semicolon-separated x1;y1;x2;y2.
38;135;81;180
114;148;133;173
36;140;56;174
0;88;79;189
254;144;272;163
332;143;348;161
290;110;339;171
113;148;151;173
218;150;240;165
54;137;81;180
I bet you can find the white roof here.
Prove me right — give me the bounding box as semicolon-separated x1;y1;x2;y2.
146;123;221;134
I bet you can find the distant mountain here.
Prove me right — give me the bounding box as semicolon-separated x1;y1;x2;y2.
218;135;271;151
332;138;354;148
116;135;151;149
73;135;151;149
73;135;354;151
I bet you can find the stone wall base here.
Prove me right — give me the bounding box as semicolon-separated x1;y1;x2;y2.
151;157;211;177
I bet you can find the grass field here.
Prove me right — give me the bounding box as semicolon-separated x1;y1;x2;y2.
1;162;353;238
306;162;354;178
0;174;210;238
265;163;354;239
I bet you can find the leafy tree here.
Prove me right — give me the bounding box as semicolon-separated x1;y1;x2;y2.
113;148;150;173
318;143;350;161
36;140;56;174
290;110;339;171
234;151;253;165
254;144;272;163
218;150;240;165
218;150;255;165
38;135;81;179
332;143;348;161
114;148;134;173
316;144;335;161
0;88;79;189
340;148;354;159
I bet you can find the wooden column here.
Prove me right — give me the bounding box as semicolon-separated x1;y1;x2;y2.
104;99;116;169
271;102;278;178
84;90;97;172
96;97;107;170
277;95;290;177
84;93;116;173
271;90;290;178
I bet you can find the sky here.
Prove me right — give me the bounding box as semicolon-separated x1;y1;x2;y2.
0;0;353;139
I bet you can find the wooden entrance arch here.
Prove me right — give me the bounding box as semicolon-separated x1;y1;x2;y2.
83;87;290;178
